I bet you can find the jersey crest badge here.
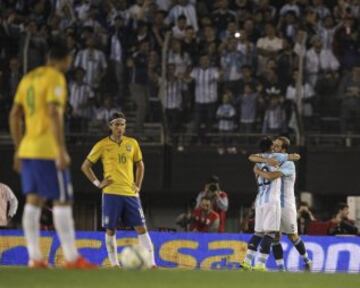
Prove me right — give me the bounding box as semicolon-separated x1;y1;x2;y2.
126;144;132;152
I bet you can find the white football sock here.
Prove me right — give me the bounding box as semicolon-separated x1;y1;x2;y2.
244;249;256;265
138;232;156;266
22;204;42;261
105;233;119;267
53;206;79;262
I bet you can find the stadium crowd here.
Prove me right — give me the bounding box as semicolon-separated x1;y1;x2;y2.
0;0;360;142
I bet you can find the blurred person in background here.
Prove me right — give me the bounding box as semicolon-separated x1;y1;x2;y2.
128;40;150;135
216;89;237;155
68;67;95;132
328;203;359;235
297;201;316;235
187;54;221;144
0;182;18;228
195;175;229;232
190;197;220;233
238;84;259;134
74;35;108;91
262;94;286;134
338;65;360;133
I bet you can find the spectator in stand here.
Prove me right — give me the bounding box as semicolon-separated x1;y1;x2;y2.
238;84;258;133
235;29;257;71
317;15;340;51
277;11;299;43
328;203;359;235
199;25;221;56
212;0;237;35
168;39;192;76
182;25;199;63
333;16;360;71
190;197;220;233
286;68;315;118
195;175;229;232
74;35;108;90
167;0;198;32
338;66;360;133
172;15;187;40
297;201;316;235
277;39;298;90
69;67;95;132
256;22;284;75
304;35;340;88
279;0;301;18
220;20;237;41
95;96;121;124
110;15;125;105
216;89;237;155
188;54;221;143
262;94;286;134
0;182;18;228
127;40;150;135
150;63;184;149
311;0;331;20
221;37;246;95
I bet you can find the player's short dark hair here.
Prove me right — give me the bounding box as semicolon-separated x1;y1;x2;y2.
109;112;126;122
48;37;70;60
259;137;273;153
277;136;290;151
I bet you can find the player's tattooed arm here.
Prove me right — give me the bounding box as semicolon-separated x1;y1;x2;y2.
248;154;279;166
253;166;283;180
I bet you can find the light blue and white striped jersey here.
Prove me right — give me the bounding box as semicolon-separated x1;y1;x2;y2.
255;153;288;208
279;161;296;209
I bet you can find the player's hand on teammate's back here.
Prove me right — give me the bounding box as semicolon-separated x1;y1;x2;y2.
253;165;261;175
290;153;301;161
266;158;279;167
99;177;113;189
56;150;71;170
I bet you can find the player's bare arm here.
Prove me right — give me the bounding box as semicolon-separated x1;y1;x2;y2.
249;153;301;166
81;159;113;189
9;103;24;172
134;160;144;193
48;103;70;170
248;154;279;166
254;166;283;181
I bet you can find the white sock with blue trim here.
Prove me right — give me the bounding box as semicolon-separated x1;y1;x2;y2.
105;233;119;267
138;232;156;266
53;206;79;262
23;204;42;261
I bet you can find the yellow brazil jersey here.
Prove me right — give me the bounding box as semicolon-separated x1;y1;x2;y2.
14;66;67;159
87;136;143;196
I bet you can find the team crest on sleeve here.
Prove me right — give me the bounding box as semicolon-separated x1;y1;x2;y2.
54;86;63;98
126;144;132;152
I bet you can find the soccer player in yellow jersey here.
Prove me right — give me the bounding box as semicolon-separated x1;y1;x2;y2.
9;40;95;269
81;112;156;268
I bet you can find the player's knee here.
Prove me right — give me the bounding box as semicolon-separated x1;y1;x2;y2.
106;229;116;236
26;194;45;207
288;234;299;242
134;225;147;235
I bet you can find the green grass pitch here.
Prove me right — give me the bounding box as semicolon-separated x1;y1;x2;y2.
1;268;360;288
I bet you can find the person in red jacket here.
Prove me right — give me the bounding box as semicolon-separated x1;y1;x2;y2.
195;175;229;232
190;197;220;232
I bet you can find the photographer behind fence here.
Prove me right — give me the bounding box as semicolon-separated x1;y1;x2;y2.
190;197;220;233
195;175;229;232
